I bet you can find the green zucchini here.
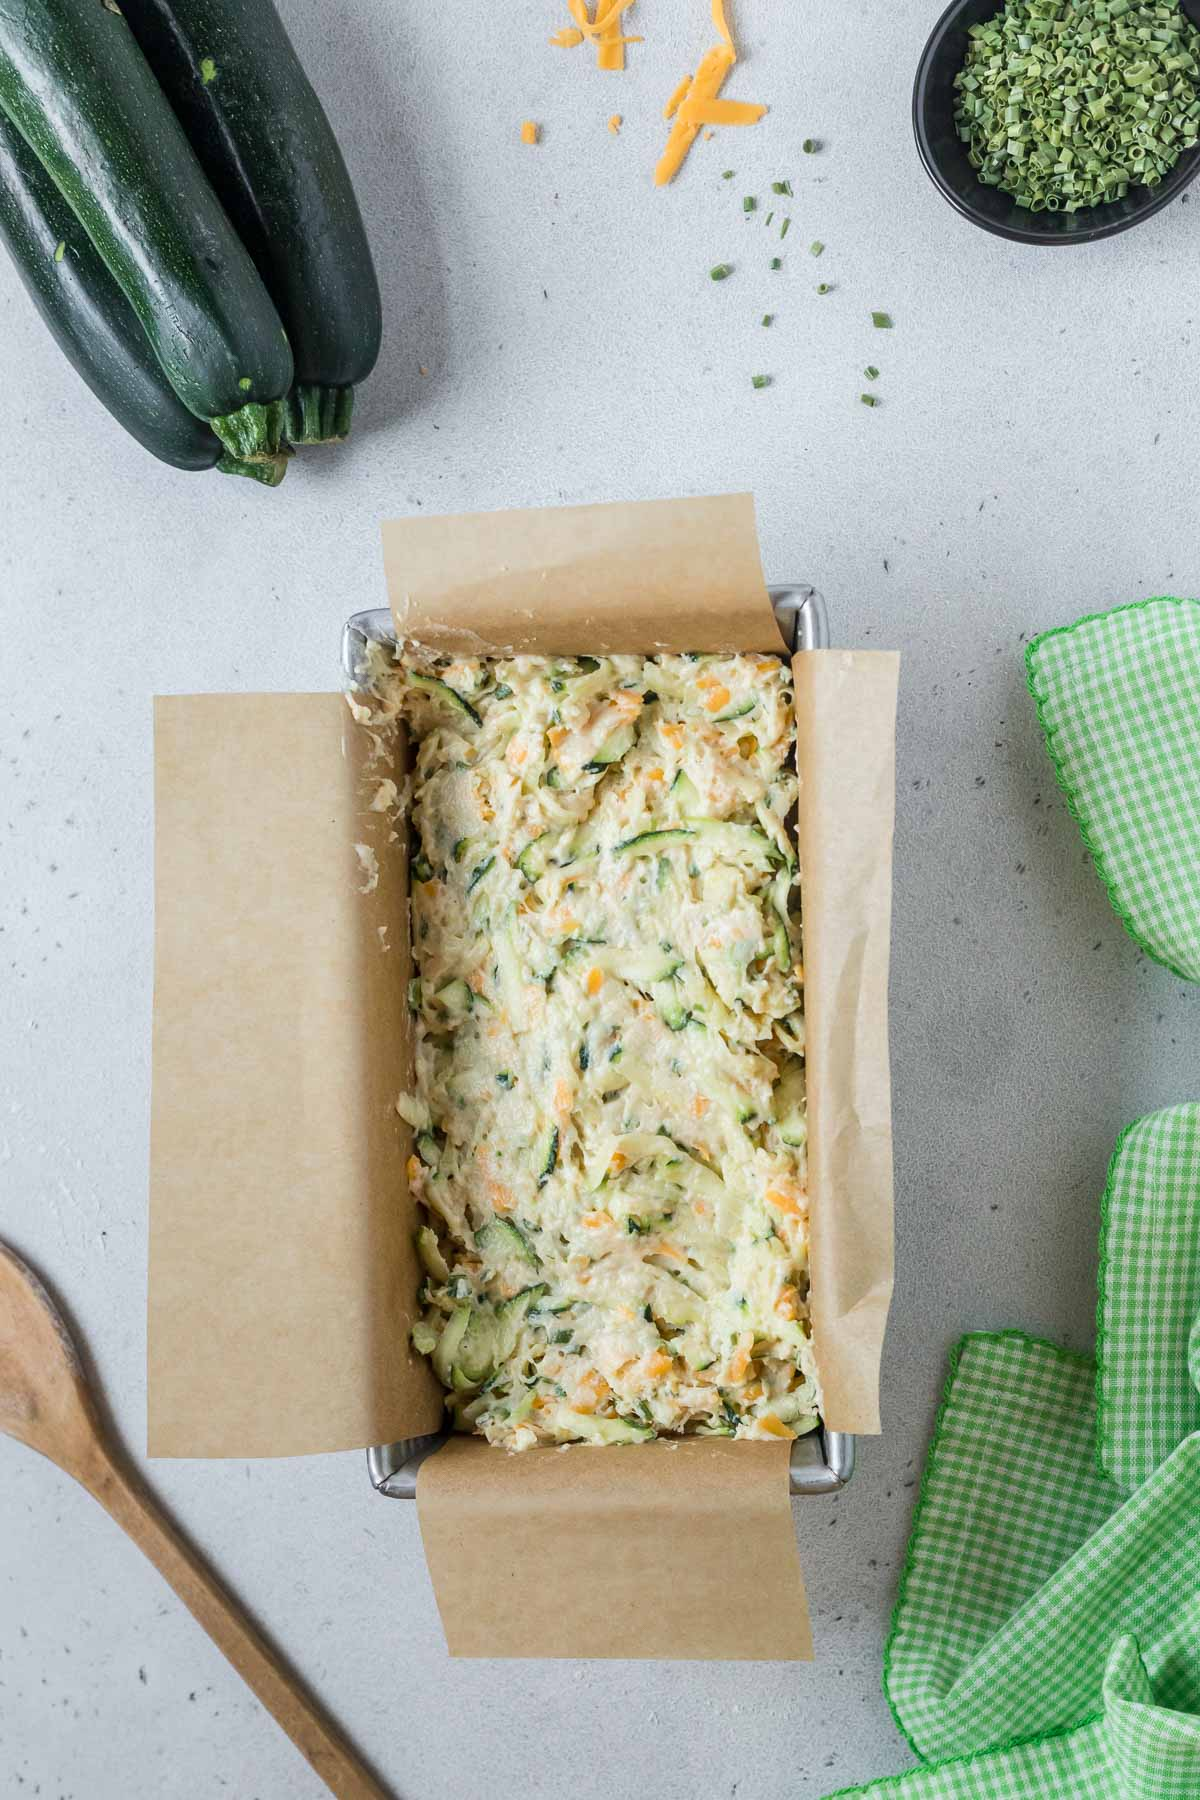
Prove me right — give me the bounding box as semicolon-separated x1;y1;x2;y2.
119;0;381;444
772;1059;807;1148
614;820;777;866
406;673;482;728
517;834;556;881
0;109;222;472
433;978;473;1020
466;855;495;894
670;771;701;810
474;1217;539;1269
615;826;697;856
605;947;684;990
538;1126;560;1187
415;1225;449;1282
583;722;637;772
0;0;292;456
554;1409;654;1445
431;1304;470;1386
652;982;690;1030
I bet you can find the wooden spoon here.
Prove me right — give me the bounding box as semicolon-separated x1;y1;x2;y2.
0;1239;391;1800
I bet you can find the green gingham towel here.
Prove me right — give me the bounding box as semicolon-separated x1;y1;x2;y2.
822;1110;1200;1798
829;1636;1200;1799
1025;597;1200;983
1098;1105;1200;1491
823;593;1200;1797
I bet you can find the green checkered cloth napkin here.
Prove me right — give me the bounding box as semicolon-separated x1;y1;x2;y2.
1025;597;1200;983
824;1107;1200;1799
827;1637;1200;1799
1098;1105;1200;1491
824;605;1200;1798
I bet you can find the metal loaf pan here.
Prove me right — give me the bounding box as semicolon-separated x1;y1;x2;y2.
342;584;855;1499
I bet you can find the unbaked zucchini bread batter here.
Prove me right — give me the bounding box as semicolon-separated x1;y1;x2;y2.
376;649;817;1450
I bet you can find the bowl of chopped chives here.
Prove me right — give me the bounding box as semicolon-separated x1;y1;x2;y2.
914;0;1200;244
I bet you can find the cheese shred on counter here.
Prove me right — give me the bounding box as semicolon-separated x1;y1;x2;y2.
376;650;818;1451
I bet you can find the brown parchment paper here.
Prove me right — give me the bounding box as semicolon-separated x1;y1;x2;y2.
381;492;782;656
148;494;895;1662
793;654;899;1435
417;1437;812;1660
149;693;440;1456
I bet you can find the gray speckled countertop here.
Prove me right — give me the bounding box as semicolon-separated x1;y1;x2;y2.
1;4;1198;1796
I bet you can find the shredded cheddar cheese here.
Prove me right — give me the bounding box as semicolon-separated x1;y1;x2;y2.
561;0;638;69
679;97;767;127
655;1;766;186
663;72;693;120
597;0;624;70
655;44;734;185
520;120;540;145
544;0;760;182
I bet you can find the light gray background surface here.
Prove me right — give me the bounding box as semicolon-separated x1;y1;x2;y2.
1;3;1198;1796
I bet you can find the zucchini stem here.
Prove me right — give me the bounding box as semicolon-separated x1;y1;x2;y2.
283;382;354;444
216;449;290;487
210;398;287;461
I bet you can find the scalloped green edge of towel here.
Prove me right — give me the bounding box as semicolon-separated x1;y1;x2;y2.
830;1635;1200;1798
1025;596;1200;984
880;1330;1101;1762
821;1709;1103;1798
1096;1104;1200;1492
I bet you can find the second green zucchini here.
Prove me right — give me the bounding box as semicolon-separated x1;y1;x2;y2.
121;0;382;444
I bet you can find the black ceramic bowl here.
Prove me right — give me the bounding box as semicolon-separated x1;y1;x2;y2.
914;0;1200;244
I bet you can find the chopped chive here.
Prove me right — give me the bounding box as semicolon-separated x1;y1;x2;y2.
770;256;782;270
816;283;831;294
722;169;735;179
771;179;793;196
765;210;774;225
865;365;880;381
780;216;792;238
52;240;65;263
762;313;773;326
810;240;824;256
871;311;893;329
803;138;818;154
710;263;733;280
860;393;880;407
751;374;771;389
954;0;1200;214
743;195;756;213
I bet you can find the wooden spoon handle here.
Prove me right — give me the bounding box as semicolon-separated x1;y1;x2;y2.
86;1451;390;1800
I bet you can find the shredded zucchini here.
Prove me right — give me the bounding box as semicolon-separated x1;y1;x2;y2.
372;650;818;1450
